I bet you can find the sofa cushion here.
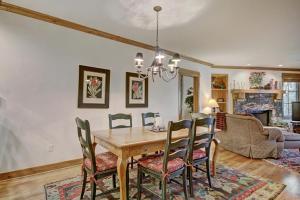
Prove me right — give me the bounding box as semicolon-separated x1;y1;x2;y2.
283;132;300;141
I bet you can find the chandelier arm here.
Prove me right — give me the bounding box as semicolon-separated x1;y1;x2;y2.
162;68;179;82
161;74;171;82
151;69;155;82
161;70;172;82
159;67;162;78
138;72;149;80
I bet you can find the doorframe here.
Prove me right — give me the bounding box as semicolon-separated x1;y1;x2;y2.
178;68;200;120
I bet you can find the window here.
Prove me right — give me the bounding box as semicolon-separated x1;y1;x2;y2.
283;82;300;118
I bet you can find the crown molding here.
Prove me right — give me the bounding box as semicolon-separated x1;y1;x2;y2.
212;65;300;72
0;1;213;66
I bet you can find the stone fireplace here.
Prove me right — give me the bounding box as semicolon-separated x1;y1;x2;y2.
233;93;283;124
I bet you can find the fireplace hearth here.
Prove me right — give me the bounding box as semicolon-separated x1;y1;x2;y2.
249;110;272;126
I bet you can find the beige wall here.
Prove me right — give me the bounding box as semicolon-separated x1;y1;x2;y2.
0;12;212;172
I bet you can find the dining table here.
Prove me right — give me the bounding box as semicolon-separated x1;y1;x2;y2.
92;126;220;200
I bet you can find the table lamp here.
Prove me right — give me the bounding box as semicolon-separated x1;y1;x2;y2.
208;99;219;113
202;106;212;115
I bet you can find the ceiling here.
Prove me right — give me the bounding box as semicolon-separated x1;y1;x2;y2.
5;0;300;68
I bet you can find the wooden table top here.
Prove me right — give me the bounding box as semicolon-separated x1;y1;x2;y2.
92;126;212;148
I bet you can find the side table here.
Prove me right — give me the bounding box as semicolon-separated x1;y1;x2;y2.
291;121;300;134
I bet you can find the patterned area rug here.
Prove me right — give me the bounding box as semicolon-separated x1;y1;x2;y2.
44;165;285;200
264;149;300;174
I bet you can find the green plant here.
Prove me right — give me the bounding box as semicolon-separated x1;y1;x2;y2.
249;72;266;89
185;87;193;111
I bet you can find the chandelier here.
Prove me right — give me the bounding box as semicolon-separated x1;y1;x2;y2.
134;6;181;82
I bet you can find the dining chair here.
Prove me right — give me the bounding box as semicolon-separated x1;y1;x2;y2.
109;113;132;129
141;112;160;127
75;117;118;200
136;120;193;200
108;113;136;170
188;117;216;197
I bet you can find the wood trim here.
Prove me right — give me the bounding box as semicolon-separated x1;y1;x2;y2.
178;68;200;119
282;73;300;82
0;1;213;67
193;76;199;112
0;158;82;181
231;89;284;100
212;65;300;72
178;68;200;77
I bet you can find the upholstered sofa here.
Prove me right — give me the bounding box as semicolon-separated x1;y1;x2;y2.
281;130;300;150
215;114;284;159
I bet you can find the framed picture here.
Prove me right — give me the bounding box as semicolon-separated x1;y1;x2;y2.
126;72;148;108
78;65;110;108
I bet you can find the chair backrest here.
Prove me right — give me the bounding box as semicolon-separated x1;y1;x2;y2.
225;114;266;145
109;113;132;129
189;117;215;162
141;112;160;127
75;117;97;174
191;112;210;119
162;120;193;173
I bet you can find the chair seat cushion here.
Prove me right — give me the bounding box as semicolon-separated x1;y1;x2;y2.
138;155;184;173
84;152;118;172
193;149;206;160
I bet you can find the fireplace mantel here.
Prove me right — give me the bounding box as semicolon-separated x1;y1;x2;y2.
231;89;284;100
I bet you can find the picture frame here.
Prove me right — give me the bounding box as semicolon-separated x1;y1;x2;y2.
126;72;148;108
78;65;110;108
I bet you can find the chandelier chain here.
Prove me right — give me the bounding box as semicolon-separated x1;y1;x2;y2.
156;10;159;48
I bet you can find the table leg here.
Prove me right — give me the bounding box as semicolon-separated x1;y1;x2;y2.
211;138;220;177
117;156;128;200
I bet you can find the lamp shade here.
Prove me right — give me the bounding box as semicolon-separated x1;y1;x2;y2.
202;106;212;114
168;59;175;67
172;53;181;62
135;52;144;62
208;99;219;108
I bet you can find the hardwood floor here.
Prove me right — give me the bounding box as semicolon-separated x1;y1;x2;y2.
0;148;299;200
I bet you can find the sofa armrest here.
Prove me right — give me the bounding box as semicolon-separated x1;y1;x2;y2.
263;127;284;142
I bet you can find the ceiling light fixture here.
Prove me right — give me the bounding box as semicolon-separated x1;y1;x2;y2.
134;6;180;82
278;64;283;67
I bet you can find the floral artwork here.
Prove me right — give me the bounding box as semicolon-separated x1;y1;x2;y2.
249;72;266;89
126;72;148;107
131;80;143;100
86;76;102;98
78;65;110;108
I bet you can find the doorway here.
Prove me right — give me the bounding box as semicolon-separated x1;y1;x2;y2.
178;68;200;119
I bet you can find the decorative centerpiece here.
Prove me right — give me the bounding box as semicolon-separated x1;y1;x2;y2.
249;72;266;89
151;115;166;132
